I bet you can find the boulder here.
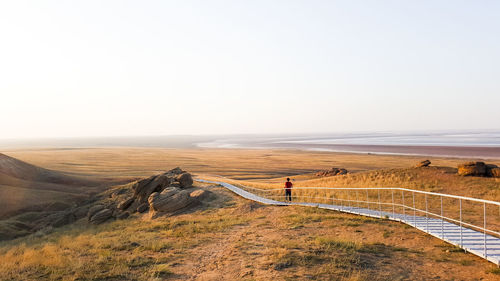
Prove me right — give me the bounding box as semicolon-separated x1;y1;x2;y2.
169;183;181;188
133;174;172;203
416;160;431;168
490;168;500;178
486;164;499;177
117;197;134;210
111;188;127;198
90;209;113;224
117;212;130;220
190;189;208;201
136;203;149;213
160;187;180;198
457;162;487;176
316;168;348;177
167;167;184;176
87;205;105;221
149;188;193;213
176;172;193;188
337;168;348;175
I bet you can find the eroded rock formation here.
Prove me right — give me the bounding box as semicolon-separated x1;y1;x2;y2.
458;162;487;176
85;167;205;224
416;160;431;168
316;167;348;177
457;162;500;178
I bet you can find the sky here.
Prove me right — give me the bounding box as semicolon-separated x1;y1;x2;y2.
1;0;499;139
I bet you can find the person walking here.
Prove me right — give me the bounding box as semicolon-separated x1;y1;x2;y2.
284;178;293;201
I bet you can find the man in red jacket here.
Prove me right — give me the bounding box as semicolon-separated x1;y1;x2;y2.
285;178;293;201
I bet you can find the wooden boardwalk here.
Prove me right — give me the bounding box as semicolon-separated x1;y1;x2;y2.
197;179;500;265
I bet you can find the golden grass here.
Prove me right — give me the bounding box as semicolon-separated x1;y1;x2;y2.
5;147;495;180
6;147;499;228
1;147;499;280
4;147;500;244
0;191;247;280
204;166;500;238
0;188;498;280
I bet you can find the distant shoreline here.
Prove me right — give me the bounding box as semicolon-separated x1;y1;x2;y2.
197;142;500;159
2;131;500;160
269;143;500;159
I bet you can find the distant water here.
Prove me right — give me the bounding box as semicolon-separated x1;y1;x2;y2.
197;131;500;159
272;131;500;147
2;131;499;159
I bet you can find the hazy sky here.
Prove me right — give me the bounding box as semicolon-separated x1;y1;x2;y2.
1;1;499;139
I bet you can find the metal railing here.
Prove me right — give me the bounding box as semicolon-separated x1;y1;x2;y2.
227;183;500;264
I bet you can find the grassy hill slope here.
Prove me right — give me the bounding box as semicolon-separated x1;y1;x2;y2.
220;166;500;201
0;184;498;281
0;153;106;218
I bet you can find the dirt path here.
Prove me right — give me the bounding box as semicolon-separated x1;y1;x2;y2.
174;201;285;281
188;225;248;280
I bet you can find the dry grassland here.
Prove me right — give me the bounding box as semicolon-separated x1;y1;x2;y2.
1;147;499;280
1;185;499;281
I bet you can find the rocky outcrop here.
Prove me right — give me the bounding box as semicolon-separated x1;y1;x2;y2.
148;188;193;213
136;203;149;213
116;212;130;220
0;167;200;241
416;160;431;168
485;164;499;177
167;167;183;176
190;189;209;200
89;209;112;224
132;175;172;203
457;162;500;178
117;197;134;210
316;167;348;177
458;162;487;176
176;173;193;188
87;205;105;221
130;167;189;204
85;168;202;222
490;168;500;178
13;168;202;229
110;188;127;199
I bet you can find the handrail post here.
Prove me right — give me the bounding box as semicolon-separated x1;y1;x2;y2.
347;190;351;209
341;190;343;211
391;189;395;219
484;202;487;258
459;198;463;247
366;189;369;210
378;189;382;218
356;190;360;209
332;191;335;208
402;191;405;222
425;194;428;233
441;196;444;238
412;191;416;226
